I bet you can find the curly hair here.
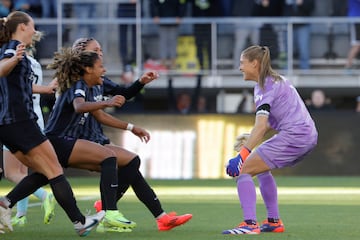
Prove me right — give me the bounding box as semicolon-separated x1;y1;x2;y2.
47;48;82;94
47;48;100;94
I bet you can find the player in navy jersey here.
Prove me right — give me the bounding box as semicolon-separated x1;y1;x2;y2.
44;48;148;232
0;11;105;236
223;45;318;235
2;31;57;227
68;37;193;232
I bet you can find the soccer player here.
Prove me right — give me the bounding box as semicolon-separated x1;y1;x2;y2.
52;37;193;233
222;45;318;235
0;11;105;236
2;31;57;227
44;48;141;231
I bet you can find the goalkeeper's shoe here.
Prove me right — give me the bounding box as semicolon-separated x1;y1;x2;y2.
43;192;56;224
222;221;260;235
96;220;132;233
11;215;27;226
103;210;136;229
157;212;192;231
0;197;12;232
260;219;285;233
74;210;105;237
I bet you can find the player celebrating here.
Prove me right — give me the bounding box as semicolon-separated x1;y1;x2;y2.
223;45;318;235
69;37;193;233
0;11;104;236
2;31;57;227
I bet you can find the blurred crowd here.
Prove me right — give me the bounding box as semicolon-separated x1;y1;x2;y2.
1;0;359;113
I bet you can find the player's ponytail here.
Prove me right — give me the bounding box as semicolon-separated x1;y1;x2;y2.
242;45;282;89
0;11;31;46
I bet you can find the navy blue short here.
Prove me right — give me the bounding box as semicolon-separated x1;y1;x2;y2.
47;135;76;168
0;119;47;154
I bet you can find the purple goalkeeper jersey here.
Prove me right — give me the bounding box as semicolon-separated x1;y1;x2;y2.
254;76;315;134
254;76;318;168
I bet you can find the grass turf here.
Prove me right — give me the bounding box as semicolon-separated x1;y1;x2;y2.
1;176;360;239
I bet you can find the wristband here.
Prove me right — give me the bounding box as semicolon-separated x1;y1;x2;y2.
126;123;134;131
239;147;251;161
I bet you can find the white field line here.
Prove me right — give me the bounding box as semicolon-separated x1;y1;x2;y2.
68;186;360;196
26;187;360;208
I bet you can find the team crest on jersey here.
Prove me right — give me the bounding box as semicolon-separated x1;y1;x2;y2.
254;94;263;102
93;95;103;102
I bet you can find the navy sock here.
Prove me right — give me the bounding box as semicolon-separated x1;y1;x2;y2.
7;172;48;208
100;157;118;210
117;156;164;217
49;175;84;224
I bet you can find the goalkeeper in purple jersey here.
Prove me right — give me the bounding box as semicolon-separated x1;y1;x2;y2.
223;45;318;235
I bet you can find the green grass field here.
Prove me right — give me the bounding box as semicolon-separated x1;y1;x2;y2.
1;176;360;239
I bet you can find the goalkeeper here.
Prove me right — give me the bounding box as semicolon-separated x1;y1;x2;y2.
222;45;318;235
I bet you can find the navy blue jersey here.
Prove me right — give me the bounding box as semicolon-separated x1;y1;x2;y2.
79;84;110;144
76;76;145;145
45;79;91;138
45;79;109;144
46;76;145;145
102;76;144;99
0;40;37;125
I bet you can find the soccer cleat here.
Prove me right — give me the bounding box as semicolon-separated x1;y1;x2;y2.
0;197;13;232
260;219;285;233
222;221;260;235
157;212;193;231
103;210;136;229
43;192;56;224
96;220;132;233
74;210;105;237
11;215;27;226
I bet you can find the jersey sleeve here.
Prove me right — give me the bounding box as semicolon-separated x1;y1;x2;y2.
0;41;19;60
71;80;87;101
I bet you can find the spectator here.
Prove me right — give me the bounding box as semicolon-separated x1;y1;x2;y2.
13;0;42;18
168;75;205;114
219;0;233;16
0;0;12;17
253;0;284;61
345;0;360;70
188;0;220;70
197;95;208;113
232;0;259;69
150;0;186;70
282;0;314;70
73;3;96;39
117;0;137;70
306;89;335;111
356;96;360;112
40;0;56;18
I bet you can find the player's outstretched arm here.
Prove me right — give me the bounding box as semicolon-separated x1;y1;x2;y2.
72;95;125;113
91;109;150;143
